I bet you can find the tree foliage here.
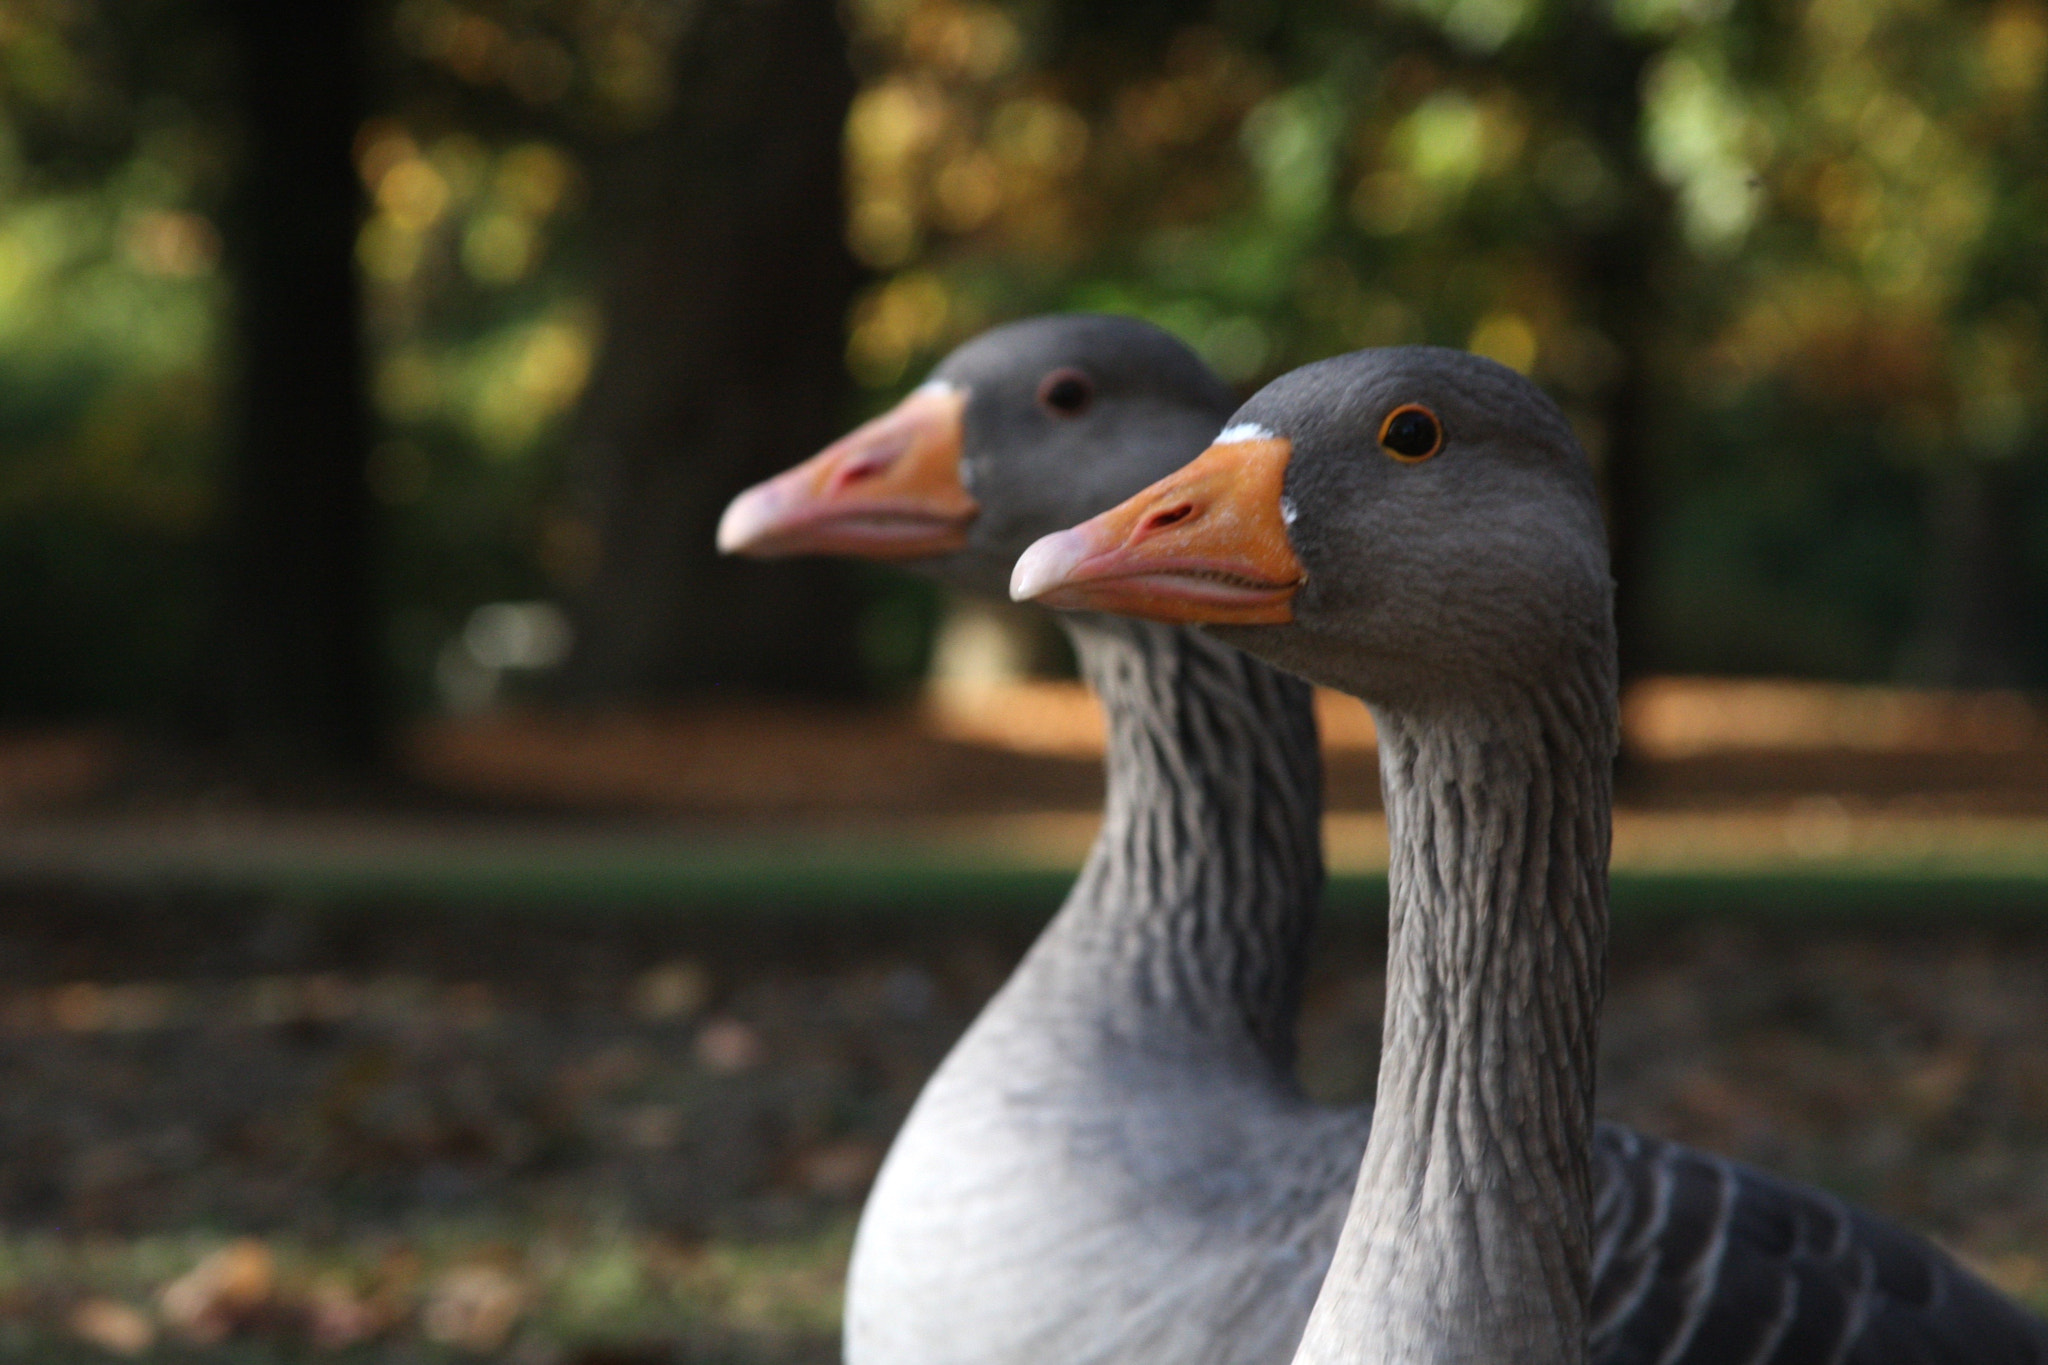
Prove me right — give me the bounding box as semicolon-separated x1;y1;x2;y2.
0;0;2044;724
842;0;2048;682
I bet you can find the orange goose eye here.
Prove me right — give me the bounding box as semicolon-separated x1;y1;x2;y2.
1378;404;1443;462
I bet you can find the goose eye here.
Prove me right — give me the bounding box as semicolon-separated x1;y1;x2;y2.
1378;404;1443;462
1037;369;1094;417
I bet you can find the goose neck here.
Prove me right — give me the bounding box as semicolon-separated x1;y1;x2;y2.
1295;676;1615;1365
1025;615;1324;1072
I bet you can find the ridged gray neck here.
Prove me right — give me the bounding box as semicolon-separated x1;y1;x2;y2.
1017;616;1325;1075
1293;670;1614;1365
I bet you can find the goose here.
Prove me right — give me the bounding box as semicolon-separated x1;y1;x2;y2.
1011;343;2048;1365
723;315;1360;1365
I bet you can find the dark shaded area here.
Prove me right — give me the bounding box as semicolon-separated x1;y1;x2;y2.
1912;460;2045;687
0;520;207;722
560;0;868;704
1535;1;1669;691
203;1;378;767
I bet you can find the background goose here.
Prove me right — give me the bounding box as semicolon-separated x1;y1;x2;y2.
722;315;1364;1365
1013;344;2048;1365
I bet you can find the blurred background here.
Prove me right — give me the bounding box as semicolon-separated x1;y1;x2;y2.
0;0;2046;1360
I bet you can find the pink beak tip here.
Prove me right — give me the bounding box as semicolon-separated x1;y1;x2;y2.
1010;528;1093;603
716;484;778;556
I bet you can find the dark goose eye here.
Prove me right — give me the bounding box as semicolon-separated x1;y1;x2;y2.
1378;404;1443;462
1037;369;1094;417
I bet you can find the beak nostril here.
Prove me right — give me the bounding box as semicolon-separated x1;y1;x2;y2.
1140;504;1194;536
832;458;888;491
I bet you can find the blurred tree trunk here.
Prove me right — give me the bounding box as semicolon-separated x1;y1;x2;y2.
1911;460;2036;686
1549;3;1669;693
206;0;379;769
558;0;867;705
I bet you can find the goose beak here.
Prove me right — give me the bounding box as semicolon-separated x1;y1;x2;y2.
1010;432;1305;625
716;382;977;560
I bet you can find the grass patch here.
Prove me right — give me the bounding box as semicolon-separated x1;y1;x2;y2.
11;834;2048;923
0;1222;850;1363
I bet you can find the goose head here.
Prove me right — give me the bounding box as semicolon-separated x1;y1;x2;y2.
717;314;1235;597
1011;346;1614;710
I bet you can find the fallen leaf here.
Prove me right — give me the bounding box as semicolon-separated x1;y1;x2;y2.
799;1139;881;1197
303;1273;387;1350
160;1238;274;1344
68;1297;155;1356
422;1264;526;1353
694;1018;762;1074
632;961;710;1022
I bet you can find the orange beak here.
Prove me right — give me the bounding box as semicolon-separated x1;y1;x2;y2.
1009;433;1306;625
716;383;977;560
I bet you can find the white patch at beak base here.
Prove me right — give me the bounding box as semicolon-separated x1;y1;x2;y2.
1214;422;1275;446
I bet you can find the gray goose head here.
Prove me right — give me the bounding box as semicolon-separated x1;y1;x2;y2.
717;313;1235;597
1010;345;1614;710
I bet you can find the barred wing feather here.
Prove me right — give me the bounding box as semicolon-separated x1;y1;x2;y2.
1591;1126;2048;1365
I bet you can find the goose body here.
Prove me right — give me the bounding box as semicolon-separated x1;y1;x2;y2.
844;618;1366;1365
1013;342;2048;1365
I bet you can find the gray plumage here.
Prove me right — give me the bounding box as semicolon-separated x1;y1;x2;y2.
847;616;1368;1365
845;317;1363;1365
1163;346;2045;1365
841;322;2048;1365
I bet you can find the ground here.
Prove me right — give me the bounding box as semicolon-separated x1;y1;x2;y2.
0;682;2043;1360
0;892;2042;1362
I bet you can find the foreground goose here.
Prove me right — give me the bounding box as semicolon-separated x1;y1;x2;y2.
1013;345;2048;1365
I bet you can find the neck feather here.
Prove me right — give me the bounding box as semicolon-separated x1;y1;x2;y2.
1294;667;1615;1365
1019;616;1325;1073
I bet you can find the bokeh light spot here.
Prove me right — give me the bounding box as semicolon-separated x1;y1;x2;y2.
1469;312;1539;374
376;158;450;233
